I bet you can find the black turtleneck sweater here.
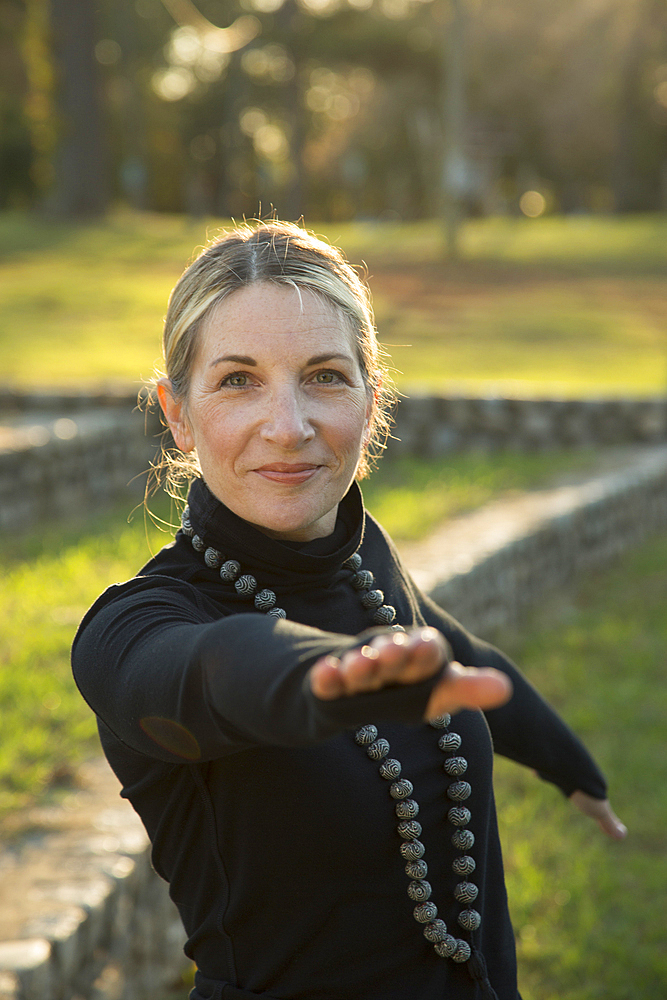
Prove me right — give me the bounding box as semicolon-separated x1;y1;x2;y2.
72;481;606;1000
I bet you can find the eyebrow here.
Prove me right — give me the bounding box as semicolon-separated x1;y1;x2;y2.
208;352;353;369
209;354;257;368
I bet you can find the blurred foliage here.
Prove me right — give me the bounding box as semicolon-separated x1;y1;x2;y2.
2;0;667;219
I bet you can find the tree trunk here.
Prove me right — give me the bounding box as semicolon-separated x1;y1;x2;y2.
48;0;108;217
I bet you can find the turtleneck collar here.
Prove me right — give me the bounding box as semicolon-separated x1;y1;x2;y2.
185;477;365;589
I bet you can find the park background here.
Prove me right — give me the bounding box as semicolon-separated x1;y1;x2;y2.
1;1;667;998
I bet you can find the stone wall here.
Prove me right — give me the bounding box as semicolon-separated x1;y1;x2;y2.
0;393;161;533
1;391;666;535
386;394;667;457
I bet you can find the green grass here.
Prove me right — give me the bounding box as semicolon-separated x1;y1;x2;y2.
361;449;598;541
1;210;666;394
0;497;178;818
491;533;667;999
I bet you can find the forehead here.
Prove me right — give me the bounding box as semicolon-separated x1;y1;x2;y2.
198;282;354;357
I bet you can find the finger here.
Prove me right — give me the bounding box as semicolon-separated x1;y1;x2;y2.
569;791;627;840
363;628;446;686
394;628;449;684
596;805;628;840
339;628;447;691
309;655;346;700
424;663;512;719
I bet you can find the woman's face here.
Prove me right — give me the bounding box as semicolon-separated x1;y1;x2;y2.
159;282;371;541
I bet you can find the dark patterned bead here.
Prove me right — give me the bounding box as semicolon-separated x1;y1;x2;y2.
391;624;406;632
452;855;476;876
354;725;378;746
413;901;438;924
343;553;362;571
397;820;422;841
379;758;401;780
254;589;276;610
434;935;458;959
457;909;481;932
390;779;414;800
351;569;374;590
405;859;428;879
452;939;472;962
438;732;462;753
220;560;241;582
423;919;448;943
407;879;432;902
399;839;425;861
373;605;396;625
448;807;471;827
267;607;287;619
443;756;468;777
204;547;222;569
454;882;479;904
395;798;419;819
191;534;205;552
447;781;472;802
235;574;257;596
452;829;475;851
360;589;384;609
428;714;452;729
366;739;390;761
181;507;194;536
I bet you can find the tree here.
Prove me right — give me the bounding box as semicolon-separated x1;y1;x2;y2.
48;0;109;217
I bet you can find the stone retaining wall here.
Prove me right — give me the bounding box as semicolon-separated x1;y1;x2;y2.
387;394;667;457
407;446;667;638
1;390;666;536
0;398;161;533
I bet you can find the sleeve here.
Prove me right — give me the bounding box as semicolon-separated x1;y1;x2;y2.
419;593;608;800
71;577;441;764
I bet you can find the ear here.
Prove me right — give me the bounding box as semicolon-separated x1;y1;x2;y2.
157;379;195;453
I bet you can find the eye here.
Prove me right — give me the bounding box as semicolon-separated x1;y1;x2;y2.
221;372;250;388
313;370;345;385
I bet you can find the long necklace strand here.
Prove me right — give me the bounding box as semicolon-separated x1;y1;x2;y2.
182;506;499;998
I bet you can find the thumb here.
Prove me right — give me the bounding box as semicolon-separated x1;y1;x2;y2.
569;790;627;840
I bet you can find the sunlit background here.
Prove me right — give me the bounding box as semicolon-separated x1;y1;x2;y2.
2;0;666;224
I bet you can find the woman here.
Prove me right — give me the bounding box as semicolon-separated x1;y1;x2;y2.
72;221;625;1000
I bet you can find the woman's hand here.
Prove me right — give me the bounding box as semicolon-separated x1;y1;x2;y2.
309;627;512;720
569;790;627;840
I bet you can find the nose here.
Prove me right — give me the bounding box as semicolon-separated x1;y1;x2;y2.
260;386;315;450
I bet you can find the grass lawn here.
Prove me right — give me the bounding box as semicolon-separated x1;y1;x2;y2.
1;210;666;395
491;534;667;999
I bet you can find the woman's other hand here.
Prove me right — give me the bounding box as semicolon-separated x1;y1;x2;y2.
309;627;512;719
569;790;627;840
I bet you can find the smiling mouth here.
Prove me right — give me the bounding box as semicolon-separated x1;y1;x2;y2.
252;464;321;484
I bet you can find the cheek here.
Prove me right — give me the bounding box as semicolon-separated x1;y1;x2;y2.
327;400;368;453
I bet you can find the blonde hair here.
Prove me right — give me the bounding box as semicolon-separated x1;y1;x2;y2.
156;220;394;491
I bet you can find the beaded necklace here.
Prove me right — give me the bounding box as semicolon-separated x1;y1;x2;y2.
181;504;498;998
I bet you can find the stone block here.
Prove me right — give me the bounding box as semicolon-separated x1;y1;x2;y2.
0;939;53;1000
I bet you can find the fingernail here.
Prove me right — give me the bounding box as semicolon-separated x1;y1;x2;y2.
360;644;380;659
